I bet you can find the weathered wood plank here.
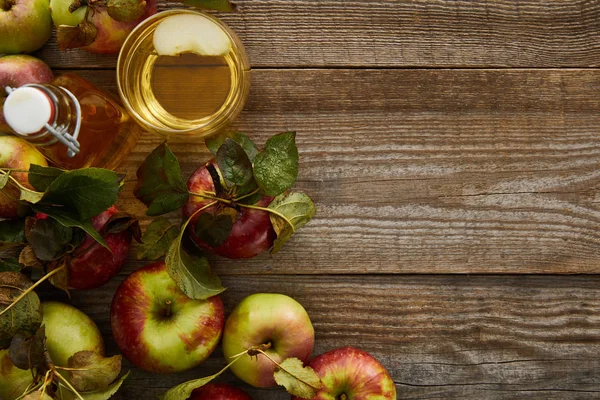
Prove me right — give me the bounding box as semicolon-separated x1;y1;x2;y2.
39;274;600;399
38;0;600;69
60;68;600;274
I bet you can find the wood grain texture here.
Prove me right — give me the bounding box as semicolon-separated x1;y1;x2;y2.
59;67;600;274
37;0;600;69
38;274;600;399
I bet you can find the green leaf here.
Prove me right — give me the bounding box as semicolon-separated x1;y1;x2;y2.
20;189;43;204
268;192;316;254
253;132;299;196
28;164;65;192
0;219;26;244
0;272;43;350
216;138;254;188
0;258;22;272
165;237;225;300
182;0;237;12
39;168;122;221
59;371;130;400
25;217;74;261
194;212;234;248
206;132;258;161
137;218;179;261
68;351;122;392
0;171;9;190
273;357;322;399
31;205;108;250
134;143;190;216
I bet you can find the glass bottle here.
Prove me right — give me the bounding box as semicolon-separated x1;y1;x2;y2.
2;74;143;170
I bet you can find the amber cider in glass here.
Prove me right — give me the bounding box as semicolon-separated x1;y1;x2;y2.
117;9;250;139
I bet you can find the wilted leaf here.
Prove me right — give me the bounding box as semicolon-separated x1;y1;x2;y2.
59;371;130;400
273;357;322;399
18;246;43;271
268;192;316;254
0;172;9;190
0;218;26;245
0;272;43;349
28;164;65;192
137;218;179;261
68;351;122;392
206;132;257;161
165;238;225;300
182;0;237;12
57;21;98;51
48;260;70;294
22;390;53;400
253;132;299;196
107;0;146;22
194;211;234;248
134;143;189;216
216;138;255;188
0;258;22;272
9;325;46;370
39;168;123;221
20;189;43;204
102;212;142;242
25;216;74;261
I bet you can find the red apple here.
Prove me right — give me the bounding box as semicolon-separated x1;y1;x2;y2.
189;383;252;400
183;162;276;259
0;0;52;54
49;0;157;54
0;55;53;134
222;293;315;388
292;347;397;400
110;261;224;374
66;205;132;290
0;136;48;218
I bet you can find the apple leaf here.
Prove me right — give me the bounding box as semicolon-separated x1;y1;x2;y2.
39;168;123;221
268;192;316;254
165;237;225;300
25;216;74;261
23;390;53;400
58;371;130;400
194;211;234;248
30;205;108;250
28;164;66;192
0;171;9;190
137;218;179;261
273;357;322;399
134;143;190;216
57;21;98;51
216;138;255;189
68;351;122;392
182;0;237;12
102;212;142;242
253;132;299;196
0;258;22;272
19;188;43;204
19;246;43;271
107;0;146;23
0;218;26;245
206;132;258;162
0;272;43;350
8;325;46;370
48;259;70;294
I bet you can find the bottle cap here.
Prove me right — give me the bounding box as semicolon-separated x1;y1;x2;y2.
3;86;55;135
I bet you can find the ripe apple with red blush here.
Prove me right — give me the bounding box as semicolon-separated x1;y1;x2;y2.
292;347;397;400
183;161;276;259
189;383;252;400
111;261;225;374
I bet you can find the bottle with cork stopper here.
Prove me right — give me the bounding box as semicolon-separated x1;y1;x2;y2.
2;73;142;170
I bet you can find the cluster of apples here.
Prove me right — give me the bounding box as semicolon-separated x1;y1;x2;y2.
0;0;156;54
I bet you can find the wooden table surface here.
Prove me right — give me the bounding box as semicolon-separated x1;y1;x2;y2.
34;1;600;399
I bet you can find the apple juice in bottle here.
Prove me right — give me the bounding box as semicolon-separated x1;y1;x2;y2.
2;73;142;170
117;9;250;139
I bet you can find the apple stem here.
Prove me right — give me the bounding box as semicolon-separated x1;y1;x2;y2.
0;265;67;318
54;367;85;400
233;188;260;202
339;395;348;400
164;300;172;317
253;349;322;390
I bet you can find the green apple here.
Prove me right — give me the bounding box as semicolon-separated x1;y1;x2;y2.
0;348;33;400
0;0;52;54
42;301;104;367
0;136;48;218
222;293;315;388
110;261;225;374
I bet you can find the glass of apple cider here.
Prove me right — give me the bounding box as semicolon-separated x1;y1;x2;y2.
117;9;250;139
